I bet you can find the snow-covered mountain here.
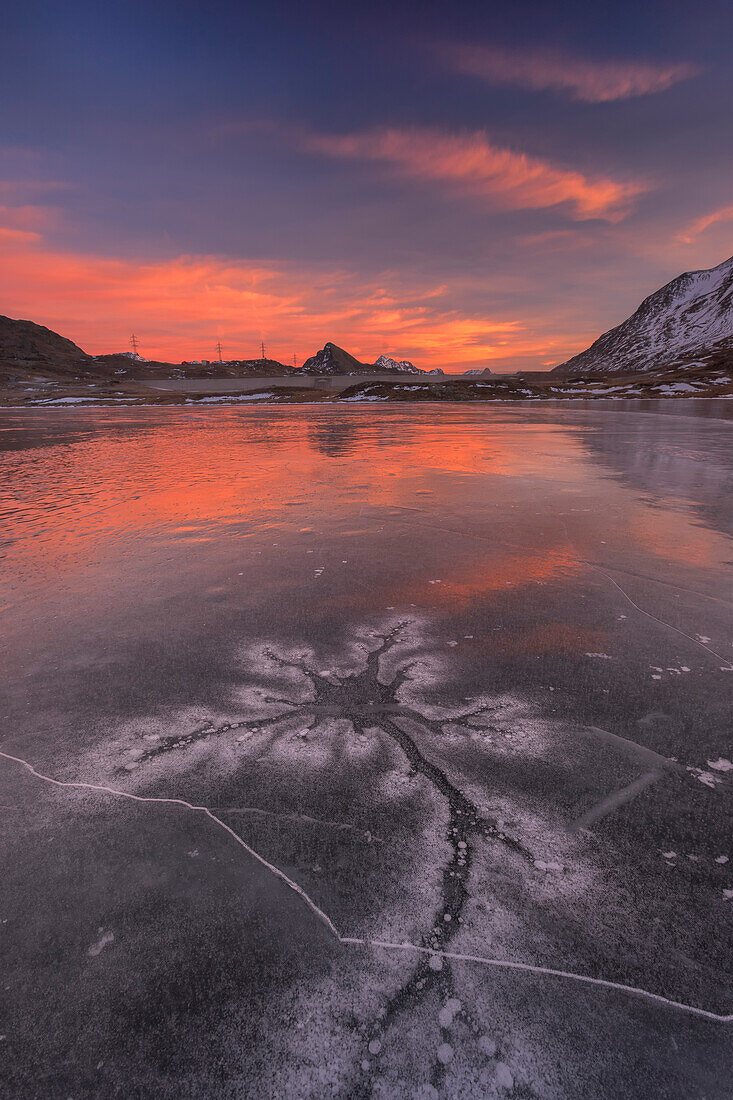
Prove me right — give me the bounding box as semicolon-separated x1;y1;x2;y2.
302;342;434;375
554;255;733;375
374;354;421;374
462;367;493;377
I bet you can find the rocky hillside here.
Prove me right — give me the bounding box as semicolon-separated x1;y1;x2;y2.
0;314;300;384
0;314;89;377
554;255;733;375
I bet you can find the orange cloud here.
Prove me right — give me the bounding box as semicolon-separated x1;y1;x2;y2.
302;127;644;221
440;43;700;102
677;203;733;243
0;220;566;367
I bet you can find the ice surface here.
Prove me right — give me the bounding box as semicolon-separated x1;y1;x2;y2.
1;403;731;1098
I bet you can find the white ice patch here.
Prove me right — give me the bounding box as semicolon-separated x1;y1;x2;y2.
477;1034;497;1057
88;930;114;957
534;860;563;872
436;1042;454;1065
438;998;462;1028
707;757;733;772
495;1062;514;1089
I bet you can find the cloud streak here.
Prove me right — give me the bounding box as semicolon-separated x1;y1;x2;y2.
440;43;700;102
301;126;644;221
677;203;733;243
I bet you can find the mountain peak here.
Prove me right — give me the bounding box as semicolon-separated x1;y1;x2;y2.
374;353;422;374
554;254;733;375
301;343;432;375
301;342;367;374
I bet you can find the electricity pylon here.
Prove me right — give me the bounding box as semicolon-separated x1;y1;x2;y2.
130;333;139;356
216;340;223;362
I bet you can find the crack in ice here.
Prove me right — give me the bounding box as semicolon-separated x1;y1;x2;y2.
0;749;341;939
2;748;731;1024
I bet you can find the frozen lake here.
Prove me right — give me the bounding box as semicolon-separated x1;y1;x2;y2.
1;402;731;1097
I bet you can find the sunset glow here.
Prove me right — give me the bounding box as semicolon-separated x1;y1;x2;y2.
1;1;731;370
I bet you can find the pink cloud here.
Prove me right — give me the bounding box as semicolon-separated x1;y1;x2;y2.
440;44;700;102
0;227;42;246
301;126;644;221
677;203;733;243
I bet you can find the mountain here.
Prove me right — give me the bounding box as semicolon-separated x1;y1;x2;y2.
463;367;493;377
374;354;421;374
302;342;433;375
0;314;89;374
554;255;733;375
301;342;368;374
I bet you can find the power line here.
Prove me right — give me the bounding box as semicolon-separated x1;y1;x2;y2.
130;333;139;355
216;340;223;362
260;340;266;360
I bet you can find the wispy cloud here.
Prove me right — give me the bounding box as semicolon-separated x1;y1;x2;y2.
301;126;644;221
439;43;700;102
677;203;733;243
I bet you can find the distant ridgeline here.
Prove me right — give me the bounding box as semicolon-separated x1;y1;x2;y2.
5;249;733;385
0;321;457;381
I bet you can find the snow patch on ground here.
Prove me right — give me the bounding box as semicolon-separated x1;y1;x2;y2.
707;757;733;772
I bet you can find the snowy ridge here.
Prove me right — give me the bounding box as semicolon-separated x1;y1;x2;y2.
555;255;733;374
374;353;422;374
302;342;436;375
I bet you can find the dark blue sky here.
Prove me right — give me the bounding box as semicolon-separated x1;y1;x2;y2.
1;0;731;368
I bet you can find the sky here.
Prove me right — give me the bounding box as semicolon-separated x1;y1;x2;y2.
1;0;732;371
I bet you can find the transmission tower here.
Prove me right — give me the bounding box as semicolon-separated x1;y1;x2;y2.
130;333;139;356
293;352;297;369
216;340;223;362
260;340;266;360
